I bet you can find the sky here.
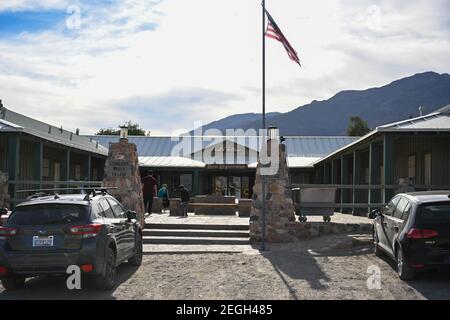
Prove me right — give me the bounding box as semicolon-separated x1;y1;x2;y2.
0;0;449;135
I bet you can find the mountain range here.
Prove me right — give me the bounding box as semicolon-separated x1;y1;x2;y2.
195;71;450;136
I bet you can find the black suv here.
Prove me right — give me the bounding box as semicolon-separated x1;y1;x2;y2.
0;190;143;291
371;191;450;280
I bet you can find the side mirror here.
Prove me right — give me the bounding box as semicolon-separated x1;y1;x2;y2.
125;210;137;221
368;209;381;219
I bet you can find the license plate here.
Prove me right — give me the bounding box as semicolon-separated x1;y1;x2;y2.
32;236;54;247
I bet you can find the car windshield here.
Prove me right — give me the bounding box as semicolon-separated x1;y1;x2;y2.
418;202;450;224
8;204;89;226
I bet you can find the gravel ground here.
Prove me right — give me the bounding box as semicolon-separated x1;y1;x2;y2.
1;234;450;300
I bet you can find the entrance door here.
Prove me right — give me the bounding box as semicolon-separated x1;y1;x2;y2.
229;176;241;198
214;176;227;196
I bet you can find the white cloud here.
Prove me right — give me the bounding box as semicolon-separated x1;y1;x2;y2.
0;0;449;135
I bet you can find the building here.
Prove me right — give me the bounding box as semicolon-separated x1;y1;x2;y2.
313;105;450;213
90;135;357;198
0;102;108;206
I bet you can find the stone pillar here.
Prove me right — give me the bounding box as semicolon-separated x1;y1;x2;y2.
0;172;10;209
250;140;307;243
102;138;145;226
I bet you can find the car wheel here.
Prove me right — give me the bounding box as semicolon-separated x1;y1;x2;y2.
128;234;143;266
396;246;415;281
373;228;383;256
95;247;116;291
1;276;25;291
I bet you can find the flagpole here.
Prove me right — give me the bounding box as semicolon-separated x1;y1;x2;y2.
261;0;267;251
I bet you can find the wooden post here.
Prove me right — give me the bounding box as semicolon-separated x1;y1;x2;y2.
33;141;43;189
352;150;356;215
7;134;20;207
85;154;92;181
383;134;393;203
64;149;71;184
193;170;200;196
368;142;373;214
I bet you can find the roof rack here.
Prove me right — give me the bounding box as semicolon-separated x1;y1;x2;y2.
82;187;118;201
20;187;118;202
17;187;117;194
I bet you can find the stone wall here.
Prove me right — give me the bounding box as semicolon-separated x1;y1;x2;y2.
0;172;10;209
102;138;145;226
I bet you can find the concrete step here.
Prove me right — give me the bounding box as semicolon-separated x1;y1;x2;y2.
143;229;249;238
144;223;249;231
143;236;250;245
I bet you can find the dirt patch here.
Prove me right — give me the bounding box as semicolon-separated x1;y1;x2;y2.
1;234;449;300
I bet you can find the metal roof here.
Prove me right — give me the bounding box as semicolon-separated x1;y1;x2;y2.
139;156;206;168
88;135;357;168
378;111;450;132
0;106;108;156
315;108;450;165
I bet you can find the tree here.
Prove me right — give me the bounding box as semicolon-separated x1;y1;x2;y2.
347;116;371;136
96;121;148;136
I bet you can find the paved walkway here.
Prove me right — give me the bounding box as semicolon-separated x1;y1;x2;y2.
143;212;373;254
146;212;372;226
146;212;249;226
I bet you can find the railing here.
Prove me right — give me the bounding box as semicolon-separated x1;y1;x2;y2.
8;180;103;206
290;183;450;213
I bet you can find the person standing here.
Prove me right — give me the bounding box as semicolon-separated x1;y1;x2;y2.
179;185;190;217
142;170;157;215
158;184;170;213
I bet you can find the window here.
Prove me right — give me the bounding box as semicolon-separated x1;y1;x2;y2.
394;197;409;219
74;164;81;180
92;168;98;181
408;155;416;180
419;203;450;223
384;196;400;216
424;153;432;186
172;173;192;192
43;158;50;178
402;202;412;221
9;204;88;225
364;167;369;184
108;198;125;218
98;199;115;219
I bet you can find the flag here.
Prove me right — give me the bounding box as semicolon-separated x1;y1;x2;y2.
264;9;301;66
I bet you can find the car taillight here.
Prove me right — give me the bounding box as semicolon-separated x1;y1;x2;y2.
69;224;102;239
407;228;439;239
0;226;17;237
